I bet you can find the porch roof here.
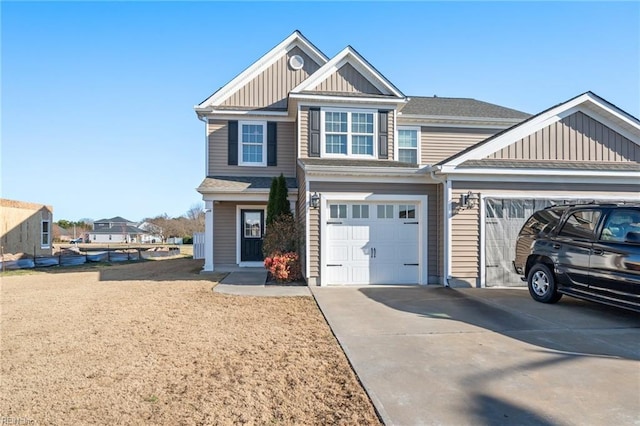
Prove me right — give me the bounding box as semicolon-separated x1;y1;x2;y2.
197;176;298;193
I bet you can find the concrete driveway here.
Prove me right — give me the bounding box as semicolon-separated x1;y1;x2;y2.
311;286;640;426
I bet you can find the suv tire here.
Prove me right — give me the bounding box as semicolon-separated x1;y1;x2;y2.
527;263;562;304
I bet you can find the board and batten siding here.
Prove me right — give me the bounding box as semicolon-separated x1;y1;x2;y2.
422;127;498;165
306;182;440;283
298;106;395;160
221;47;322;110
208;120;296;177
312;63;383;95
489;111;639;161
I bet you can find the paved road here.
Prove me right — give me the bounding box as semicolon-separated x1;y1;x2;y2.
312;286;640;426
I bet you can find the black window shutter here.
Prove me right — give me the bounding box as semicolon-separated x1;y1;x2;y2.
228;120;238;165
309;108;321;157
267;122;277;166
378;110;389;159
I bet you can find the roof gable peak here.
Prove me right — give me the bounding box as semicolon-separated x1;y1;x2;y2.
439;91;640;167
291;45;405;98
196;31;329;110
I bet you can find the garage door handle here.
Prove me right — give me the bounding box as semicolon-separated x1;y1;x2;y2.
327;221;343;224
404;263;419;266
326;264;343;267
404;221;419;225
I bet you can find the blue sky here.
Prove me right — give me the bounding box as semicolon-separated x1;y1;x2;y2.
2;1;638;222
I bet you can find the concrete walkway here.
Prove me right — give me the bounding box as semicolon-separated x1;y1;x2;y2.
214;271;310;297
311;285;640;426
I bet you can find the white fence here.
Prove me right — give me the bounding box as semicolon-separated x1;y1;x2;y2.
193;232;205;260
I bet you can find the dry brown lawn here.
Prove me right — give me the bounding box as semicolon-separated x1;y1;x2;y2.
0;259;380;425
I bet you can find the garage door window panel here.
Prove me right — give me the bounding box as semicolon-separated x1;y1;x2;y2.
399;204;416;219
330;204;347;219
352;204;369;219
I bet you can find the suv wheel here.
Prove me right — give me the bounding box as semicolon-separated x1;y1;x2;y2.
527;264;562;303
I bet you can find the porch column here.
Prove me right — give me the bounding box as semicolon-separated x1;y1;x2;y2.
203;200;214;272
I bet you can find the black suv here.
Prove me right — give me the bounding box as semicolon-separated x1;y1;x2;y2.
513;203;640;312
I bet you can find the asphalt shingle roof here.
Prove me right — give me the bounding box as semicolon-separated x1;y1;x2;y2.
401;96;530;119
198;176;298;192
299;158;418;168
459;159;640;171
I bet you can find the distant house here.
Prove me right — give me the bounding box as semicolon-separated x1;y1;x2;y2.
53;223;72;242
0;198;53;256
88;216;146;243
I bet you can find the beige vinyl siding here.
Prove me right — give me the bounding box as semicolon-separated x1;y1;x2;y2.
307;182;439;283
490;111;640;161
313;63;383;95
422;127;499;165
208;120;296;177
213;202;237;264
299;107;309;158
221;47;321;110
296;165;307;277
450;188;481;283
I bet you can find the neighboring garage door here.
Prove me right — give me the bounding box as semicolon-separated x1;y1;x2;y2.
325;202;420;285
484;198;608;287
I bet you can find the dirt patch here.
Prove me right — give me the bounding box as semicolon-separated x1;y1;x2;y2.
0;258;380;425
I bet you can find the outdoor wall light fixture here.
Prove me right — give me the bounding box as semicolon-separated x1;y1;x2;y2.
310;192;320;209
461;191;479;209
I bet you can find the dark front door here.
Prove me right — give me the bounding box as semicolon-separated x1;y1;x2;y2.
240;209;264;262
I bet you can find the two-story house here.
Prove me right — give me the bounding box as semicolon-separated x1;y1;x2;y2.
195;31;640;287
89;216;146;243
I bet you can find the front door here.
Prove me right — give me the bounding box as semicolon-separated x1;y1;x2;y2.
240;210;264;262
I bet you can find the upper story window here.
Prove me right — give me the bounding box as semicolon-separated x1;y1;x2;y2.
239;121;267;166
322;109;376;157
41;220;50;248
397;127;420;164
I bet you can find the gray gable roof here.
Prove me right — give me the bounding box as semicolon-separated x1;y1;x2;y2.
300;158;418;168
198;176;298;192
459;159;640;171
401;96;530;119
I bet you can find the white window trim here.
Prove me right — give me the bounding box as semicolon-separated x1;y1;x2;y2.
41;220;50;249
238;120;267;167
320;108;377;158
396;126;421;165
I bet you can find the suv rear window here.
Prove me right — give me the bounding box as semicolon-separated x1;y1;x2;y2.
520;208;563;236
558;210;601;240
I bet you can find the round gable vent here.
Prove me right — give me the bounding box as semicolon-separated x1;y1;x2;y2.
289;54;304;70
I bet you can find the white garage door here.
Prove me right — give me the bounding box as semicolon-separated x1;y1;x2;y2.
325;203;420;285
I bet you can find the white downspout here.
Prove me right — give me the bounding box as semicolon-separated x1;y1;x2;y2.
430;167;451;287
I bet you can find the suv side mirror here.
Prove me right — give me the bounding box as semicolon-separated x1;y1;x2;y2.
625;231;640;244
